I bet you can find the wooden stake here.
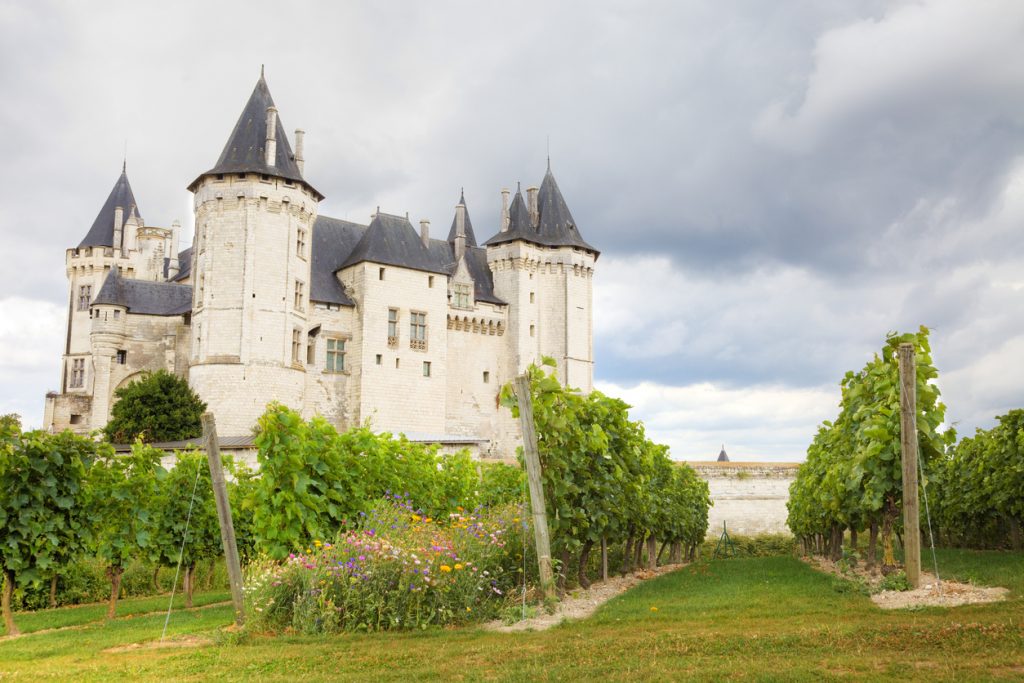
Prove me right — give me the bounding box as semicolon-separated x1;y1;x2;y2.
898;344;921;589
202;413;246;626
512;375;555;600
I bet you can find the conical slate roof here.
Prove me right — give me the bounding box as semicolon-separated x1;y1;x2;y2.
188;73;322;199
717;446;729;462
446;190;478;247
537;165;596;252
483;164;597;255
78;165;141;248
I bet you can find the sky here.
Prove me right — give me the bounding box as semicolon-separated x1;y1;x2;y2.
1;0;1022;461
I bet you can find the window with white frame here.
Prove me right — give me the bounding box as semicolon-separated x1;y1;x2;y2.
294;280;305;311
291;329;302;364
410;312;427;349
452;283;471;309
69;358;85;388
77;285;92;311
296;227;307;259
387;308;399;346
423;361;431;377
326;338;346;372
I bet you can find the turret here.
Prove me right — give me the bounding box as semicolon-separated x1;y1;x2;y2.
186;70;322;435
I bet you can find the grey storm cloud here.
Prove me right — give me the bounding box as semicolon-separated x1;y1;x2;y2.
1;0;1022;457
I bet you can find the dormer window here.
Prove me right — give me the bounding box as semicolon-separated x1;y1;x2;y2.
452;283;472;309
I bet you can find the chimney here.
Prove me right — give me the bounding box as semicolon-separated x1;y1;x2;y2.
294;128;305;175
454;204;467;261
113;206;124;250
500;188;510;232
264;106;278;166
526;186;539;228
419;219;430;247
168;220;181;279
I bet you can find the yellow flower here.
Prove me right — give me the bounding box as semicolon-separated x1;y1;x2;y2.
650;606;658;612
440;565;452;572
466;607;472;612
424;518;432;523
456;506;464;512
454;563;464;570
411;514;422;522
314;540;322;547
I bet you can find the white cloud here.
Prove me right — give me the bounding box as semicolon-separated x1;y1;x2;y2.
0;297;65;429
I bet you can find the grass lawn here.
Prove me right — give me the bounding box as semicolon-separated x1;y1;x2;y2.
1;551;1022;681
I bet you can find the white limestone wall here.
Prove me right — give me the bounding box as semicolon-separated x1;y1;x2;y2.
443;302;508;447
342;261;448;435
688;462;799;537
304;304;356;427
189;175;316;435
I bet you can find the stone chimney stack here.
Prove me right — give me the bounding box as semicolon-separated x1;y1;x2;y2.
500;188;510;232
113;206;124;250
526;186;539;228
264;106;278;166
420;219;430;247
454;204;467;261
294;129;305;175
168;220;181;279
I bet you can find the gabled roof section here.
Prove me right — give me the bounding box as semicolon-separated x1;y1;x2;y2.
93;266;192;316
537;166;596;253
78;165;141;248
188;73;323;199
340;212;450;275
170;246;193;282
310;215;364;306
446;190;478;247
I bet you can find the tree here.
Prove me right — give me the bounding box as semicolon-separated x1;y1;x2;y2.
0;427;93;635
103;370;206;443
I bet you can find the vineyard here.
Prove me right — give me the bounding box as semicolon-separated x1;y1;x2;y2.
0;363;710;636
787;326;1024;574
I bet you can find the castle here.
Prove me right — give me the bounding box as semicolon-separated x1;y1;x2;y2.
43;73;598;457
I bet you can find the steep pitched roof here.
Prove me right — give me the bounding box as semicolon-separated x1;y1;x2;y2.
170;246;192;282
93;267;192;316
340;213;451;275
537;166;596;252
310;216;363;306
717;446;730;462
188;74;323;199
310;214;505;306
446;190;478;247
78;166;142;248
483;165;598;255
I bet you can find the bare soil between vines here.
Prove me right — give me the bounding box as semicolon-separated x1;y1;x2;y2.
484;563;684;632
804;556;1009;609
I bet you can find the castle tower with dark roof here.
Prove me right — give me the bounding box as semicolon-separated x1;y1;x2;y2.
186;72;322;435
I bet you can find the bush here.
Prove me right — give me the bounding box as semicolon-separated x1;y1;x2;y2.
103;370;206;443
878;571;911;592
700;534;798;559
245;496;526;633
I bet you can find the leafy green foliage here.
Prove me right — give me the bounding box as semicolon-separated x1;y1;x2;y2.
787;327;952;561
102;370;206;443
499;360;710;565
933;409;1024;548
249;404;489;559
148;450;221;572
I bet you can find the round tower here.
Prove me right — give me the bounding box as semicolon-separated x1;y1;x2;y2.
186;72;323;435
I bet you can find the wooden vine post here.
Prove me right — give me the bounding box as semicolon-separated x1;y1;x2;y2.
202;413;246;625
512;375;555;600
897;344;921;589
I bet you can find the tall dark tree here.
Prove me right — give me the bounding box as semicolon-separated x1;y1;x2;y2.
103;370;206;443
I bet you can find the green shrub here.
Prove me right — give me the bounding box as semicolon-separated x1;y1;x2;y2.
700;534;798;559
878;571;911;592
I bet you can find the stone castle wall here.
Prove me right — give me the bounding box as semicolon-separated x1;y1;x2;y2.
687;461;799;537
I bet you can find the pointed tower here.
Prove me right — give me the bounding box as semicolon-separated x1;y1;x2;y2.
186;72;323;435
484;163;597;390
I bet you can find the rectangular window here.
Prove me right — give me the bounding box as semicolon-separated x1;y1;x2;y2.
70;358;85;388
379;267;386;281
375;354;382;365
423;361;431;377
291;329;302;364
116;350;127;365
296;228;307;259
77;285;92;311
395;357;400;369
410;312;427;349
428;276;434;288
306;339;315;365
387;308;399;346
113;309;120;319
326;338;346;372
198;275;205;304
483;371;490;383
294;280;305;311
452;283;471;309
530;324;535;337
530;292;535;303
69;414;83;425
